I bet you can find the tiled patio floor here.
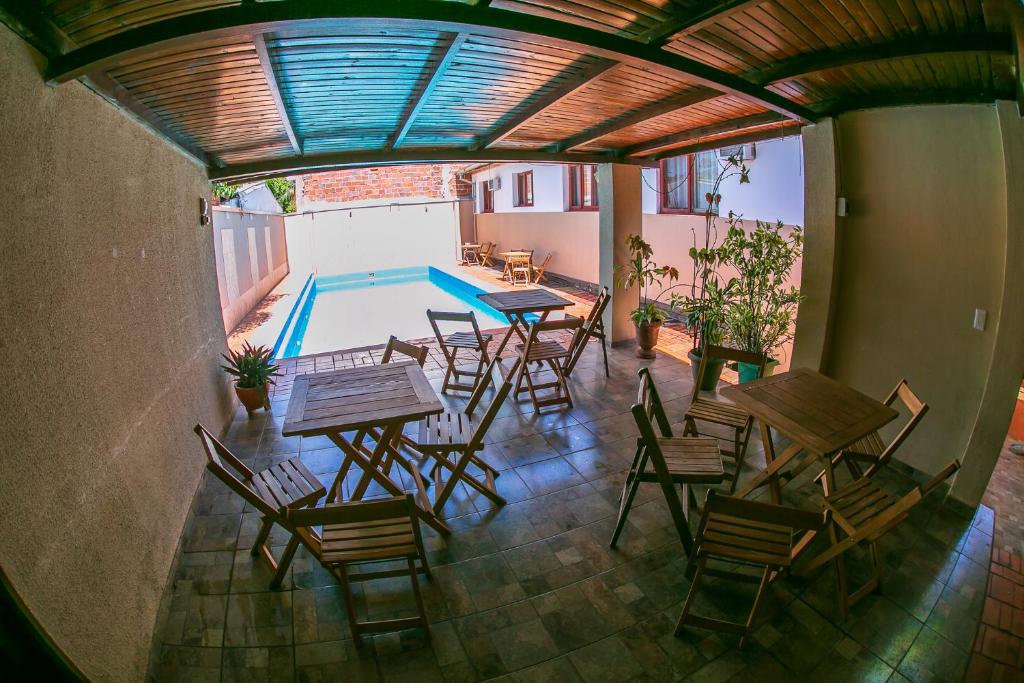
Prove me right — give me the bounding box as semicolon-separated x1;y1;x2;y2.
151;337;995;682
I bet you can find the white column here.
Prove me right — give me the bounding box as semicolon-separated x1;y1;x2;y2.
597;163;643;344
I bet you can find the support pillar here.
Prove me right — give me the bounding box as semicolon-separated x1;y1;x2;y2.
791;117;841;372
597;163;642;345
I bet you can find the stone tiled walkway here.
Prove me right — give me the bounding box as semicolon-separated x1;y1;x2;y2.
151;333;994;682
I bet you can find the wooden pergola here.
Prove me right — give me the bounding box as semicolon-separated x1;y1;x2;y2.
2;0;1020;181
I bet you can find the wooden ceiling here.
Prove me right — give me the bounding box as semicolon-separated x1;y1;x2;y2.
1;0;1019;181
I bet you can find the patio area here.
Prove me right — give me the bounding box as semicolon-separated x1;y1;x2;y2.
150;322;1002;681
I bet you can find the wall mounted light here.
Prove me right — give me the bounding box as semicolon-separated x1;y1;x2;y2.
199;197;211;225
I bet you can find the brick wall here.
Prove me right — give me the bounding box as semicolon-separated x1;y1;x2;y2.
298;163;473;205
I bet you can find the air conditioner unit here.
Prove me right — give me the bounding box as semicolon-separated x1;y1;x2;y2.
486;176;502;191
718;143;756;161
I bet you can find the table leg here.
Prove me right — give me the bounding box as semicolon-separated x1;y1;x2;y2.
492;315;522;358
733;436;804;502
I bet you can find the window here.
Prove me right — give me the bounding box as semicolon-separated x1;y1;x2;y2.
480;180;494;213
568;164;598;210
513;171;534;207
659;150;719;214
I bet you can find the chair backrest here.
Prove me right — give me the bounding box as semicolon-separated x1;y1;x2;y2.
693;344;766;397
864;379;929;477
426;309;486;356
467;365;515;451
382;335;428;367
523;316;583;356
564;287;610;375
194;424;278;517
698;489;830;553
285;494;421;560
636;368;672;437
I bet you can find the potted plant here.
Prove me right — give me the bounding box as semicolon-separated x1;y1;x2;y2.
719;217;803;382
615;234;679;359
672;155;749;390
221;342;280;414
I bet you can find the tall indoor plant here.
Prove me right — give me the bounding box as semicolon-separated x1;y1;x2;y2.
673;155;749;389
222;342;280;414
615;234;679;359
720;217;803;382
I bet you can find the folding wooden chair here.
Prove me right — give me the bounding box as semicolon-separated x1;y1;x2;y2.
286;495;431;646
512;317;583;412
194;424;325;588
675;490;830;646
511;254;532;286
478;242;495;267
410;357;511;515
823;379;929;484
427;310;493;394
563;286;610;378
532;253;553;284
797;459;961;617
381;335;428;367
610;369;724;553
683;345;767;493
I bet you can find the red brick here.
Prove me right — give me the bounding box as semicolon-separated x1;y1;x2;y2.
964;653;994;682
993;575;1017;604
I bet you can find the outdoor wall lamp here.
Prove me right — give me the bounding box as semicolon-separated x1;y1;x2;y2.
199;197;211;226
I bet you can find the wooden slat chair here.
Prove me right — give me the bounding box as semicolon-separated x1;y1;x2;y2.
382;335;429;367
427;310;493;394
796;459;961;617
410;357;512;515
683;345;767;493
563;286;611;378
532;253;553;284
512;317;583;412
511;254;532;286
675;491;830;646
286;495;431;646
194;424;325;588
610;368;725;553
821;379;929;485
478;242;495;268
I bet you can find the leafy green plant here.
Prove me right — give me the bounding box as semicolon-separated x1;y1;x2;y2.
671;155;750;353
719;218;803;360
265;178;296;213
212;181;239;201
615;234;679;326
221;342;280;389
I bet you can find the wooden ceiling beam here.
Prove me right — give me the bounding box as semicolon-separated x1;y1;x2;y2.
820;89;1008;117
252;32;301;156
635;0;761;47
390;32;466;150
42;0;816;123
209;147;653;183
640;122;803;161
0;1;76;57
549;87;720;152
473;58;620;150
620;112;787;157
753;33;1014;84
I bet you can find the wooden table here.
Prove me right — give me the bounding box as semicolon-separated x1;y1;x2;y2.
282;362;450;534
721;367;898;503
499;251;532;280
478;289;573;358
461;243;481;265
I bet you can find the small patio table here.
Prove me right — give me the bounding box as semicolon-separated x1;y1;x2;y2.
721;367;898;504
478;288;573;358
282;362;450;535
499;250;532;281
461;243;481;265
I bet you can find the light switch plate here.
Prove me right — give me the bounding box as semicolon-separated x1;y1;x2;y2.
973;308;987;331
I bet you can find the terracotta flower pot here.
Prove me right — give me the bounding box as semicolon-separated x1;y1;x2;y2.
634;320;662;359
235;384;269;415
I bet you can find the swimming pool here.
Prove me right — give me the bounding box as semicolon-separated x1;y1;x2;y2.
274;266;523;359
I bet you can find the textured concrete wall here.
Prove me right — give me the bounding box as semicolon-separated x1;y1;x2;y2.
0;26;233;680
825;105;1006;496
212;207;289;333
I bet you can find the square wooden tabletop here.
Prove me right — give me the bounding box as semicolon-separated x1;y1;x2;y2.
720;367;898;455
477;289;572;314
282;362;443;437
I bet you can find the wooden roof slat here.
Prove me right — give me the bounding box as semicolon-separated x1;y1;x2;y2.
390;32;467;150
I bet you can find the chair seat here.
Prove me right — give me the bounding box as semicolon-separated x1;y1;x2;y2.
414;410;474;450
701;511;795;566
642;437;725;484
320;515;420;564
846;431;885;458
825;477;901;534
445;331;491;349
514;340;570;362
686;396;750;429
249;457;325;510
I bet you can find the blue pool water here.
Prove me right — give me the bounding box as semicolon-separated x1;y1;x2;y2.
274;266;529;359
